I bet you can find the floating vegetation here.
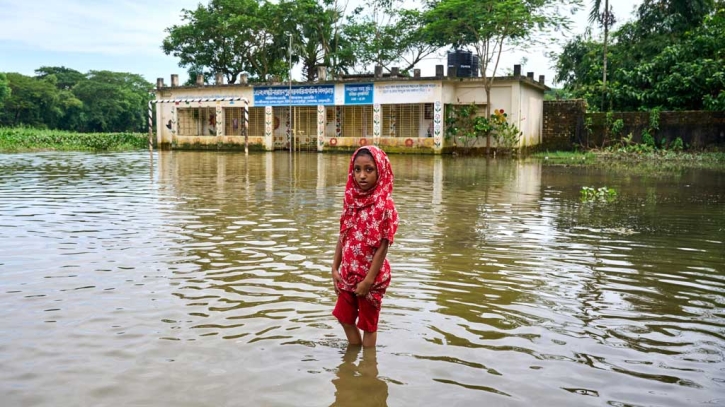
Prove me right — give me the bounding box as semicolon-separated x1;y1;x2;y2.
581;186;617;202
0;127;148;152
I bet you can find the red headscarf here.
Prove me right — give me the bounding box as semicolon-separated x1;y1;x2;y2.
340;146;398;246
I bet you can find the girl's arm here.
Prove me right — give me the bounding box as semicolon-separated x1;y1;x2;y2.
331;236;343;294
354;239;389;297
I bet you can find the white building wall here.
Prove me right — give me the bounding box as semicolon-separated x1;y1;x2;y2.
519;83;544;147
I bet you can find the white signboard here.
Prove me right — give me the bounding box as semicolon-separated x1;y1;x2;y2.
373;83;440;104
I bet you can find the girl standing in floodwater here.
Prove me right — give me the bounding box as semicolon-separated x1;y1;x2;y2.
331;146;399;348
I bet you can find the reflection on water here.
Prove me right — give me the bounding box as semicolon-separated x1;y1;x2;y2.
331;347;388;407
0;151;723;406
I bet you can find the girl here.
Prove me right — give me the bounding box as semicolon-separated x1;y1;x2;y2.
332;146;399;348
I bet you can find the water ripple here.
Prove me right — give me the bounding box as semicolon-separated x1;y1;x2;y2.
0;152;723;406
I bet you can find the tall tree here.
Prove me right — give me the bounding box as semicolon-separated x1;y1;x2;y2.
35;66;86;90
343;2;436;74
281;0;355;81
589;0;615;110
424;0;581;149
162;0;288;83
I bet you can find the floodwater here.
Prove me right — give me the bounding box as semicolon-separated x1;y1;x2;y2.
0;151;723;407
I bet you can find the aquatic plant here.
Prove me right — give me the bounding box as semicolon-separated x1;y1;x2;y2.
0;127;148;152
581;186;617;202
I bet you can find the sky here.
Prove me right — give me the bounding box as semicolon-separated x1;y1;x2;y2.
0;0;642;88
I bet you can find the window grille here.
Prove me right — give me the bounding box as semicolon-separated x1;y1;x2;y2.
224;107;243;136
249;107;265;137
341;105;373;138
382;104;420;138
223;107;265;137
292;106;318;144
177;107;216;136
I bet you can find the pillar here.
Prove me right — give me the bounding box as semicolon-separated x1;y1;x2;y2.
264;106;274;151
317;105;326;152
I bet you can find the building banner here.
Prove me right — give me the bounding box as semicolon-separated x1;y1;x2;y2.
344;83;374;105
373;83;439;104
254;85;335;106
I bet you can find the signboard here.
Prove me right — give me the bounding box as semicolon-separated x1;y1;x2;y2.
373;83;439;104
344;83;374;105
254;85;335;106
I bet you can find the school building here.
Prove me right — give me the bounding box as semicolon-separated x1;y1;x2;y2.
152;64;548;154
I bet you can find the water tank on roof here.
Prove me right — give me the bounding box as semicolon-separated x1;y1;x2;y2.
447;50;478;78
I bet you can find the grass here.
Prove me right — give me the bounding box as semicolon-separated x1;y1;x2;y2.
529;150;596;164
529;149;725;175
0;127;149;152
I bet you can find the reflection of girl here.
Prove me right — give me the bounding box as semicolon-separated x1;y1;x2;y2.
331;146;399;348
331;347;388;407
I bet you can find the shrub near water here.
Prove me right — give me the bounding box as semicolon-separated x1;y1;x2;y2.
0;127;148;152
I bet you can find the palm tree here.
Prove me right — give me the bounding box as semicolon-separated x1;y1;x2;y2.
589;0;615;110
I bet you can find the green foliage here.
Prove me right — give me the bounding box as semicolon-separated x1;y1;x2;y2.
554;1;724;111
342;4;435;74
35;66;86;90
284;0;357;80
446;104;522;152
670;137;684;152
641;130;656;148
0;73;10;105
445;104;483;150
69;71;152;133
0;127;148;152
0;68;152;133
162;0;288;83
490;110;521;149
580;186;617;202
0;73;61;128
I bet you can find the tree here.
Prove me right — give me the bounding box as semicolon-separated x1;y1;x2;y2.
0;73;10;107
342;2;436;74
554;0;722;111
0;73;60;127
277;0;361;81
72;71;152;132
589;0;615;110
612;4;725;111
424;0;581;150
33;67;86;130
162;0;288;83
35;66;86;90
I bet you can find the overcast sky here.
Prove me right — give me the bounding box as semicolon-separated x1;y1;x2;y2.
0;0;641;87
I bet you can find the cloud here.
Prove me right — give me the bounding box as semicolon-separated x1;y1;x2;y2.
0;0;198;56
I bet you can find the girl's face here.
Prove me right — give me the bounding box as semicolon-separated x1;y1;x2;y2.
353;153;378;191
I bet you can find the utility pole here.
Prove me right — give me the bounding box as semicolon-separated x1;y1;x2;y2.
288;33;293;154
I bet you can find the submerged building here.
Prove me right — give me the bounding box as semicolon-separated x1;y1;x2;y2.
153;64;548;154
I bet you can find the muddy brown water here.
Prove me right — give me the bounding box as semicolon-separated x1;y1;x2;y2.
0;151;723;406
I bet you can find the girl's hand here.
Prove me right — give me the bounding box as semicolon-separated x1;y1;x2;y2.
354;279;373;297
331;268;341;295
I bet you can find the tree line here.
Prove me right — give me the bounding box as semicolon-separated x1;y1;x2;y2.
0;68;151;133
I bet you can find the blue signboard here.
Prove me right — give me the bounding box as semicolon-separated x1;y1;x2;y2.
344;83;374;105
253;85;335;106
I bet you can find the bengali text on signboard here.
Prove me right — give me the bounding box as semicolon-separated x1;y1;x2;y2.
253;85;335;106
344;83;374;105
373;83;438;104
